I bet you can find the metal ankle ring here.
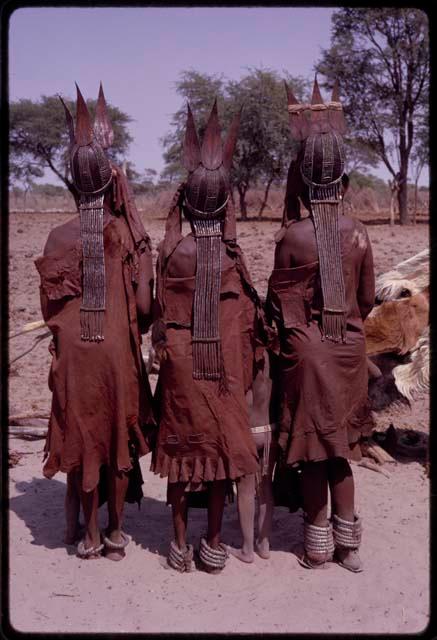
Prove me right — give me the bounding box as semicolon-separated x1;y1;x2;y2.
102;531;130;550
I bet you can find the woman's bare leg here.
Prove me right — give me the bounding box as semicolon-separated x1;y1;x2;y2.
79;474;100;553
64;469;81;544
229;474;256;563
300;461;329;526
327;457;354;521
255;442;277;559
327;457;362;571
207;480;227;549
299;461;331;566
104;467;129;561
168;482;189;550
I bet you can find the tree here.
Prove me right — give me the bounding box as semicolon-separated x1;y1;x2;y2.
10;95;133;209
409;117;428;224
9;158;44;210
160;70;226;184
124;164;158;195
226;68;307;218
161;68;308;218
343;137;380;174
317;8;429;224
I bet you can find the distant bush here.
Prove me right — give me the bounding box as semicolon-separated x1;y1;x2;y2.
9;175;429;222
348;171;388;193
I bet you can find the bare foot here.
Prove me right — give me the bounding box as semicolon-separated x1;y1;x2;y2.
104;548;125;562
255;539;270;559
103;530;128;562
76;535;103;560
228;546;255;564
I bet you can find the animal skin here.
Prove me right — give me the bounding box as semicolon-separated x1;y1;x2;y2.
365;249;429;403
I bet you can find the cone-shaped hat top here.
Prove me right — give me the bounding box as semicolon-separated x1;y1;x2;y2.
182;103;201;171
328;78;347;134
222;106;242;172
201;98;223;170
311;75;324;105
59;94;75;145
331;78;340;103
284;81;309;141
75;83;93;146
284;80;299;106
94;83;114;149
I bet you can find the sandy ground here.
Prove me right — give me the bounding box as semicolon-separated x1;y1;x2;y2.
7;212;430;634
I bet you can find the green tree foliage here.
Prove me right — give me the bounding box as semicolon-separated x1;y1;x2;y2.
227;69;307;218
348;170;388;192
126;164;159;195
10;95;133;208
318;8;429;224
343;137;379;174
161;68;309;218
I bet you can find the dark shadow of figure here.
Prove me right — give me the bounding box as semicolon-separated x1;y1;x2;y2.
368;353;411;412
9;470;171;558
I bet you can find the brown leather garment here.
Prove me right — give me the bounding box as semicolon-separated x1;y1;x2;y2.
35;209;155;493
151;237;262;489
267;216;375;464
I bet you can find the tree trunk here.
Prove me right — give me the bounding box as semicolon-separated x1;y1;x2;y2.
398;178;410;225
258;177;274;218
413;179;418;225
237;184;248;220
389;190;396;229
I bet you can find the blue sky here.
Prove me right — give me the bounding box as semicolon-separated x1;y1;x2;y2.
9;7;428;186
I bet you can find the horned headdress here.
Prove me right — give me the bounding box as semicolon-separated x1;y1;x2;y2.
285;76;348;343
59;83;114;342
181;99;241;384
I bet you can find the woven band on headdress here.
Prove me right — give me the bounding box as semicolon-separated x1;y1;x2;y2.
79;193;106;341
301;132;347;343
184;195;228;218
326;101;343;111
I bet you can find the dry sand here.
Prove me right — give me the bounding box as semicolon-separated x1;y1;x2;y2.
7;212;430;634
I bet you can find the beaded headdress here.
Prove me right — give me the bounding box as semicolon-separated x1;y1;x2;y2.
285;77;348;342
182;100;241;383
59;83;114;342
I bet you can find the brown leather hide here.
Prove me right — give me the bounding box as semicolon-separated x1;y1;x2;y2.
365;289;429;356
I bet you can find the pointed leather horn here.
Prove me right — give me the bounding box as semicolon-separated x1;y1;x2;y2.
284;81;308;141
311;74;324;105
331;78;340;103
328;79;348;134
285;80;300;107
58;94;75;144
201;98;222;170
75;83;93;146
182;103;201;171
222;106;242;172
94;83;114;149
309;74;330;134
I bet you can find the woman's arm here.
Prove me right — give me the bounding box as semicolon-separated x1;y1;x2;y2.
357;231;375;321
135;249;154;333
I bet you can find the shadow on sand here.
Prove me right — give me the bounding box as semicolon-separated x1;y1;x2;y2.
9;475;306;561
